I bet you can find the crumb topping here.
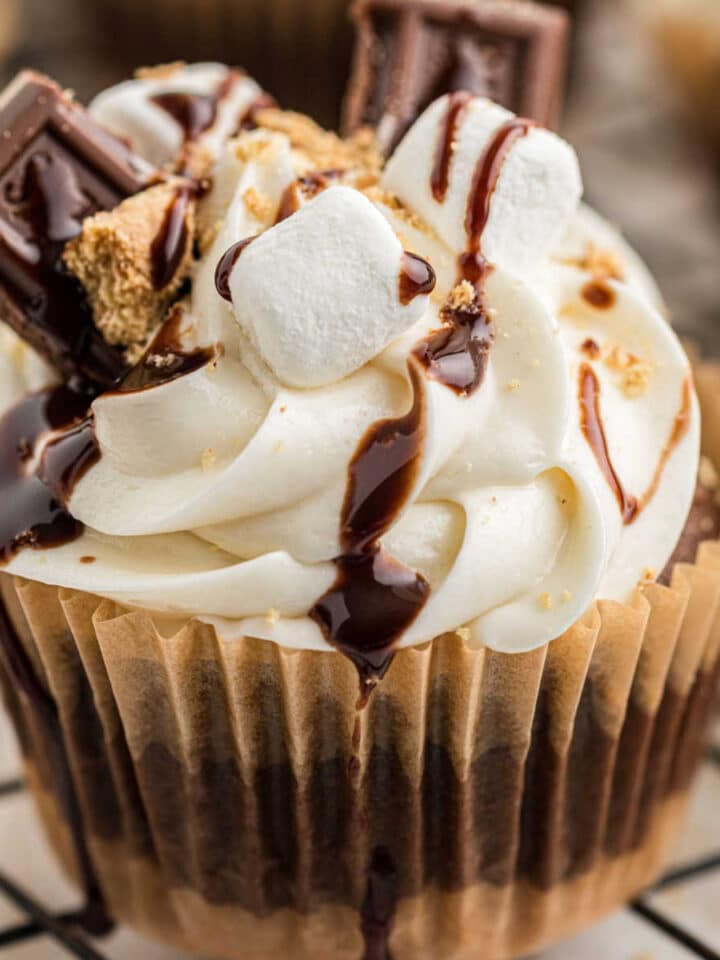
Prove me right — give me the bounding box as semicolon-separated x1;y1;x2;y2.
242;186;275;222
252;107;382;174
63;181;195;358
560;242;625;282
446;280;475;310
538;592;554;611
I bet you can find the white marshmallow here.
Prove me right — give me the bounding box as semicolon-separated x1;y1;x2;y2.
382;96;582;276
226;186;432;388
89;63;261;169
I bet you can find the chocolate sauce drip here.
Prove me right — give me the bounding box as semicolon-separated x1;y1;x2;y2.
430;91;471;202
360;847;398;960
0;383;97;564
150;92;218;145
414;259;493;394
214;237;255;302
311;364;429;695
0;596;113;935
150;185;192;290
275;171;342;224
398;251;435;305
579;363;637;523
117;304;215;393
579;365;692;526
465;118;535;248
582;279;616;310
417;118;534;395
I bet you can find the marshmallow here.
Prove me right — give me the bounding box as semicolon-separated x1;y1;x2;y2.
226;186;433;388
90;63;261;169
382;96;582;276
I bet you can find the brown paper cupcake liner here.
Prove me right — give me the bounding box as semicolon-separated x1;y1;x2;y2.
3;359;720;959
2;535;720;959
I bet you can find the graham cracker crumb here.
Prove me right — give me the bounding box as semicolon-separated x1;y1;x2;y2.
642;567;657;582
622;364;653;397
456;626;471;643
603;344;654;397
362;185;433;236
506;378;521;392
232;135;277;166
561;590;573;604
242;186;274;222
538;592;554;611
64;181;194;354
201;448;216;472
560;243;625;282
252;108;382;174
446;280;475;310
135;62;186;81
699;455;719;491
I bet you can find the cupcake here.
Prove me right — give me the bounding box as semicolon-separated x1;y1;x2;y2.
640;0;720;158
0;62;719;960
83;0;355;127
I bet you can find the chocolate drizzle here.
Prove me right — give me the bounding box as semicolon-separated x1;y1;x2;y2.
416;115;534;395
0;594;112;934
579;363;693;525
398;251;436;305
275;171;341;224
579;364;637;523
214;237;255;302
150;184;193;290
117;304;215;393
430;91;471;202
360;847;398;960
311;363;429;697
0;383;98;564
150;92;218;144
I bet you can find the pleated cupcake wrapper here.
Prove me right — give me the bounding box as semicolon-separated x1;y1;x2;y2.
2;535;720;960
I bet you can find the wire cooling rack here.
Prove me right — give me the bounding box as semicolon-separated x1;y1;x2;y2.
1;711;719;960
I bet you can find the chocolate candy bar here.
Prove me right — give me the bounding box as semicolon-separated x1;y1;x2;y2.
343;0;569;152
0;71;152;386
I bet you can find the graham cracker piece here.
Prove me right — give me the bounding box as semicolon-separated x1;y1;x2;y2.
64;181;194;357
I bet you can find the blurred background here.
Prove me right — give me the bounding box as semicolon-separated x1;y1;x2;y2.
0;0;717;351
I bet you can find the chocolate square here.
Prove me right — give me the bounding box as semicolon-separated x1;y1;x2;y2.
0;71;152;386
343;0;569;152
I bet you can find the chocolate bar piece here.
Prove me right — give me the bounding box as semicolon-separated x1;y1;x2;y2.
0;71;152;387
343;0;569;152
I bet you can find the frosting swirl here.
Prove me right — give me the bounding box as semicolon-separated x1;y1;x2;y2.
0;68;700;661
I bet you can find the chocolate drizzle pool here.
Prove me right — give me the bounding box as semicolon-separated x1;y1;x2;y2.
416;112;535;394
0;384;98;564
311;362;430;700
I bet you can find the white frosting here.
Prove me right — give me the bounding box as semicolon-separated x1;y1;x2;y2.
89;63;261;170
228;187;432;388
1;86;700;656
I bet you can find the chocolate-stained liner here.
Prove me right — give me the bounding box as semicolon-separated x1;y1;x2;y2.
3;375;720;959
